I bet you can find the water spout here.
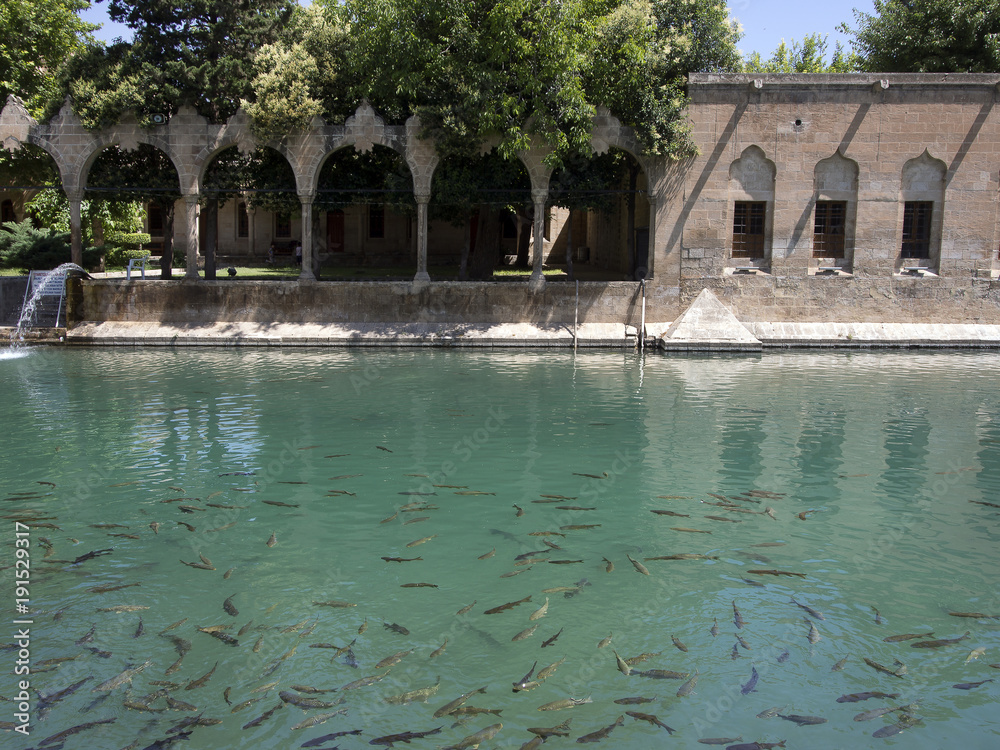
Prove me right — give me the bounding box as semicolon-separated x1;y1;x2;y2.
7;263;86;350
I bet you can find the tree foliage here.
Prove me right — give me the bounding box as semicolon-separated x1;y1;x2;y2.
0;0;95;117
842;0;1000;72
742;35;861;73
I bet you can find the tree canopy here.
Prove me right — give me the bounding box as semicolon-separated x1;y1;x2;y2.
841;0;1000;72
0;0;96;117
742;35;860;74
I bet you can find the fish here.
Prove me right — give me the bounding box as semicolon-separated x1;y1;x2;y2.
953;679;994;689
341;672;390;690
705;515;742;523
778;714;828;726
871;715;922;738
740;666;759;694
96;605;149;613
947;611;1000;619
377;649;413;669
854;704;915;722
883;632;934;642
36;676;95;712
613;650;632;676
831;656;848;671
733;601;745;629
872;606;884;624
807;620;821;644
537;657;565;680
625;711;674;733
441;722;502;749
529;531;566;537
92;660;152;692
527;718;573;739
231;696;265;713
76;624;97;645
736;634;751;650
751;542;786;547
747;569;806;578
514;504;524;516
184;661;218;691
626;554;650;575
384;622;409;635
790;598;825;620
434;686;488;718
650;509;690;517
863;657;906;678
278;690;340;709
369;727;444;746
623;652;661;666
291;707;348;730
266;532;277;547
671;635;688;652
559;506;597;511
837;691;900;703
430;639;448;658
150;522;162;534
512;624;539;642
676;670;699;697
223;595;238;617
560;524;601;531
966;647;987;663
401;582;438;588
513;662;538;691
756;705;786;718
710;618;719;637
615;696;655;705
671;527;711;534
574;472;607;479
37;717;117;747
538;697;592;711
134;618;145;638
602;557;615;572
910;631;971;648
243;698;285;729
484;595;532;614
406;534;438;547
697;737;743;745
576;714;624;742
726;743;786;750
457;601;477;615
313;600;357;608
301;730;364;746
529;598;550;621
634;669;688;679
542;628;564;647
598;632;613;648
358;618;368;635
645;553;719;561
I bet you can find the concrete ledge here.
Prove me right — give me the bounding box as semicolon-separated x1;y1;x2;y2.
65;321;639;348
747;322;1000;348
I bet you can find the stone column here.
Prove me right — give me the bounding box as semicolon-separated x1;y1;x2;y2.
68;190;83;268
248;204;256;258
414;194;431;283
299;194;315;281
529;189;547;291
181;195;200;278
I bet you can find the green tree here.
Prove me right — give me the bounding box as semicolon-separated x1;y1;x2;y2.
0;0;95;117
742;35;861;73
842;0;1000;72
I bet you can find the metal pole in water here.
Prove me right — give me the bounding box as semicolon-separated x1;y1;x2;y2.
640;278;646;352
574;280;579;350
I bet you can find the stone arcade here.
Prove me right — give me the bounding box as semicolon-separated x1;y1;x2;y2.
4;73;1000;346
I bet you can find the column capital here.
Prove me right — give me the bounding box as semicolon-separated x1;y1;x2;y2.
65;189;84;202
414;193;431;205
531;188;548;204
298;192;315;204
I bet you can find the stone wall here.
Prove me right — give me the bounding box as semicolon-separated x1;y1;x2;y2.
0;277;28;326
69;279;652;327
675;74;1000;323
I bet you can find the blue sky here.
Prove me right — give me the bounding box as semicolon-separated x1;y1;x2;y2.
78;0;877;61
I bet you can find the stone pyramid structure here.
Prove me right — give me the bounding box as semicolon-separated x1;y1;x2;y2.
659;288;761;351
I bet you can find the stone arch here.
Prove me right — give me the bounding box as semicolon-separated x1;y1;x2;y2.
78;132;180;193
899;149;946;270
728;145;776;267
812;151;859;270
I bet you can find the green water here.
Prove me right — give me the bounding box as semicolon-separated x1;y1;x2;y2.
1;348;999;749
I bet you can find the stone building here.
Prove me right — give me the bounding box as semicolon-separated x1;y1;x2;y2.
3;73;1000;335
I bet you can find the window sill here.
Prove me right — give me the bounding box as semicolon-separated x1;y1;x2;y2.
726;266;770;276
895;266;939;278
810;267;853;277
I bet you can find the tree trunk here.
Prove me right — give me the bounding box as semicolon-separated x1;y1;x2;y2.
565;209;574;280
160;201;174;279
468;205;501;280
204;198;218;280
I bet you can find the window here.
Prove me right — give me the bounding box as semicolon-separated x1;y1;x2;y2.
501;213;517;239
147;203;164;236
901;201;932;258
732;201;766;258
237;202;249;238
275;212;291;238
1;199;15;223
368;205;385;239
813;201;846;258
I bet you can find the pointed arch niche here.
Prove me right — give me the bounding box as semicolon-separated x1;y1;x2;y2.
898;150;946;275
812;151;859;274
728;145;775;272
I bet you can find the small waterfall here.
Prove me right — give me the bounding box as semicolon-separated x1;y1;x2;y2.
6;263;85;349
